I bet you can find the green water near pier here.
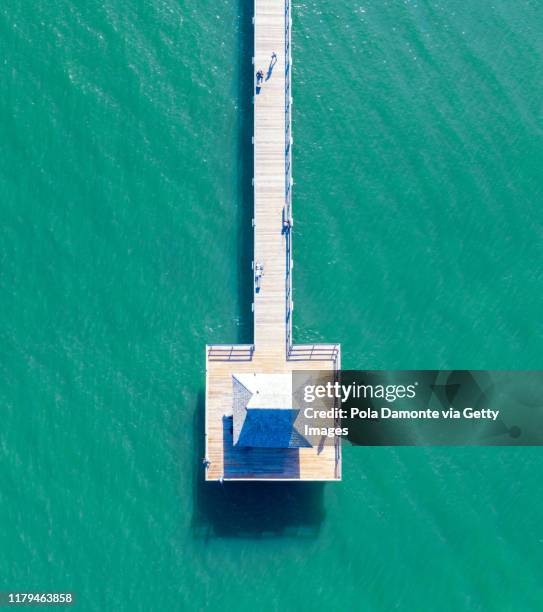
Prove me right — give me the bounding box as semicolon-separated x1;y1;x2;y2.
2;1;543;609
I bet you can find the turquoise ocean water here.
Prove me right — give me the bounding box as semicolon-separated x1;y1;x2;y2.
2;1;543;609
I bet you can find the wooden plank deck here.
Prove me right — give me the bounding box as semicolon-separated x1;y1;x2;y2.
253;0;288;352
204;0;342;481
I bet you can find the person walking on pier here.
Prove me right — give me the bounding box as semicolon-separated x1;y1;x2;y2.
256;69;264;94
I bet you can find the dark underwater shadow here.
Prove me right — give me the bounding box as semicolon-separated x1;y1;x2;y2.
235;0;254;344
192;393;325;538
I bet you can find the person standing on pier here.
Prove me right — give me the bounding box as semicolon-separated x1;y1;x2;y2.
283;218;291;234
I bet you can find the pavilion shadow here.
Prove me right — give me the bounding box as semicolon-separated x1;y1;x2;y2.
192;393;325;538
222;416;301;479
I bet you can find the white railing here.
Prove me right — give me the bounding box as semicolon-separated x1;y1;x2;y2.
287;344;340;362
333;352;342;478
285;0;292;224
285;0;294;356
207;344;255;362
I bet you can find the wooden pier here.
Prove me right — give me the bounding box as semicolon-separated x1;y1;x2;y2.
204;0;341;481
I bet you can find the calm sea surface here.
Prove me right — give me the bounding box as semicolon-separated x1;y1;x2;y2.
2;1;543;609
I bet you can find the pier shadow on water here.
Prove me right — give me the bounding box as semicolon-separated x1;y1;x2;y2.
192;394;326;538
235;0;254;344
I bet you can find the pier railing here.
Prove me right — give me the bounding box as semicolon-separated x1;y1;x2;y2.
285;0;294;357
207;344;255;362
287;344;340;362
285;0;292;225
333;352;342;478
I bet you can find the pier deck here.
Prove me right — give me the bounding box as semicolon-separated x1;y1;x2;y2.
204;0;341;481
